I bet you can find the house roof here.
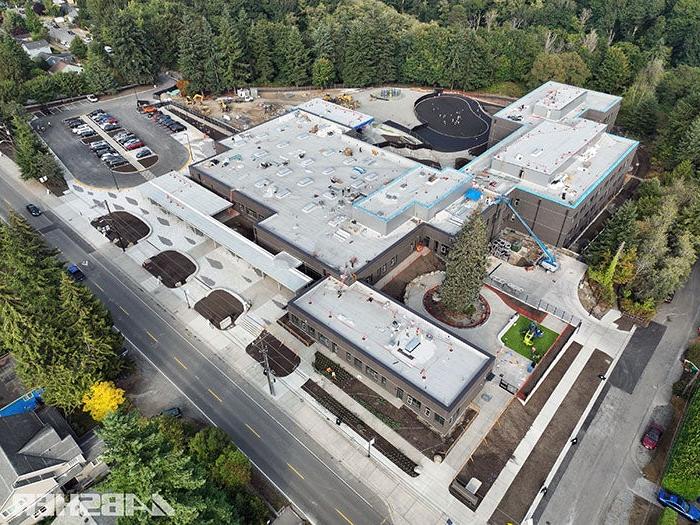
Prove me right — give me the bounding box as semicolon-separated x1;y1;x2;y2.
0;407;82;507
22;40;51;51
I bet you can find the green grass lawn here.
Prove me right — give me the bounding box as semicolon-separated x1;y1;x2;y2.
500;315;559;362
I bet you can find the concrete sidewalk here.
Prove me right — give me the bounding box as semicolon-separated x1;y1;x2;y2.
1;155;647;525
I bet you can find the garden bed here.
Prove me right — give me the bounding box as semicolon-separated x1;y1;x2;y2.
246;332;300;377
313;352;476;458
500;315;559;362
451;342;582;508
518;323;575;400
423;287;490;328
302;379;420;477
489;349;611;524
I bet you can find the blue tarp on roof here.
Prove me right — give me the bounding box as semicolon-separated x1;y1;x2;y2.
465;188;482;201
0;389;44;417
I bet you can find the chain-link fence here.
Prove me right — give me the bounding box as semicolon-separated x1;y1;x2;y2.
487;275;582;327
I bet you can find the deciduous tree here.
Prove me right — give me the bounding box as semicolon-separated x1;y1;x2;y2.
82;381;125;421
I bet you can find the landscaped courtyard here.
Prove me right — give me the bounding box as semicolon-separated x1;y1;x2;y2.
501;315;559;362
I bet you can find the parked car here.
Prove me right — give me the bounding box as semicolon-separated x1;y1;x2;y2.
89;140;108;149
125;141;145;151
160;407;182;418
102;124;120;132
88;109;104;117
95;148;115;157
135;148;152;158
104;45;113;53
72;125;91;134
658;489;700;522
169;123;185;132
25;204;41;217
108;159;128;168
78;130;96;138
642;422;664;450
66;263;86;282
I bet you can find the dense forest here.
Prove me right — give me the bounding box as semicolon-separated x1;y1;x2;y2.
2;0;700;316
0;0;699;165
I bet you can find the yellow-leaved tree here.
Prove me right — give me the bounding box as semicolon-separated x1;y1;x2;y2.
82;381;125;421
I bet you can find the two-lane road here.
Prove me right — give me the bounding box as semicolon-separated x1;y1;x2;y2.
0;172;392;525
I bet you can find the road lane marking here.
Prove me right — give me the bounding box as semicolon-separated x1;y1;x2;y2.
287;463;305;480
146;331;158;343
174;356;188;370
63;245;380;513
335;508;354;525
118;305;129;316
245;423;261;439
93;282;104;292
2;198;10;207
208;388;223;403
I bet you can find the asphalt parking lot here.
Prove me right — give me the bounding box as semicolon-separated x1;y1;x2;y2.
34;94;189;189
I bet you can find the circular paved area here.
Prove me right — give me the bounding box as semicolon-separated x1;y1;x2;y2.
413;93;491;152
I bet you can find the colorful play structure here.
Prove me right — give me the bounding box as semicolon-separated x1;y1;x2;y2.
522;321;544;349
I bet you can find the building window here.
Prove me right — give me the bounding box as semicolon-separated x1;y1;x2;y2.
331;342;338;354
246;208;258;219
318;333;331;348
390;256;397;267
346;352;352;363
440;244;448;255
365;365;379;381
406;395;421;409
434;413;445;426
353;357;363;370
425;407;431;417
381;376;387;386
396;387;404;399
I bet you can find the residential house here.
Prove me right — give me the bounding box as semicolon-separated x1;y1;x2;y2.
21;40;52;60
0;407;98;525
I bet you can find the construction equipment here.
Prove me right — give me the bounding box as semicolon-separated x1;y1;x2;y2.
323;93;359;109
193;93;204;104
495;195;559;272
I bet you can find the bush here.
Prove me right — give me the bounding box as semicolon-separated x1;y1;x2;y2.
658;507;678;525
663;389;700;498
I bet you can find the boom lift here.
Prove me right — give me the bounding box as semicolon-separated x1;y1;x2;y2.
495;195;559;272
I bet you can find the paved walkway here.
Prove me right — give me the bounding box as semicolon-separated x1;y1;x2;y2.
1;152;650;524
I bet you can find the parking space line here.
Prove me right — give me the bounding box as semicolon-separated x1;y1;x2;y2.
245;423;261;439
146;331;158;343
334;508;354;525
93;282;104;292
207;388;223;403
118;305;129;316
174;356;188;370
287;463;305;480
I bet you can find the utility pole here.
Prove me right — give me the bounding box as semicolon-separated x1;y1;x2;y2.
261;338;275;396
104;200;126;253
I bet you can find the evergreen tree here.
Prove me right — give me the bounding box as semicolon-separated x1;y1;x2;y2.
249;20;275;84
440;213;488;313
178;15;222;94
679;115;700;168
216;16;249;91
83;49;117;93
213;446;251;491
106;11;157;84
585;201;639;267
69;37;88;60
312;57;335;88
0;35;34;85
592;46;631;95
274;24;309;86
12;115;46;180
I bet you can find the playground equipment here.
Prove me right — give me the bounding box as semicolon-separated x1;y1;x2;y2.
522;321;544;347
495;195;559;272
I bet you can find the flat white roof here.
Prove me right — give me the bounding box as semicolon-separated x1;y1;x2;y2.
353;165;468;218
292;277;492;408
141;172;232;216
194;109;433;272
141;174;312;292
493;119;606;176
495;81;621;124
297;98;374;129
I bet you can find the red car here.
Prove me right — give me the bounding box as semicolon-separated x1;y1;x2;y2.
642;422;664;450
125;141;145;150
